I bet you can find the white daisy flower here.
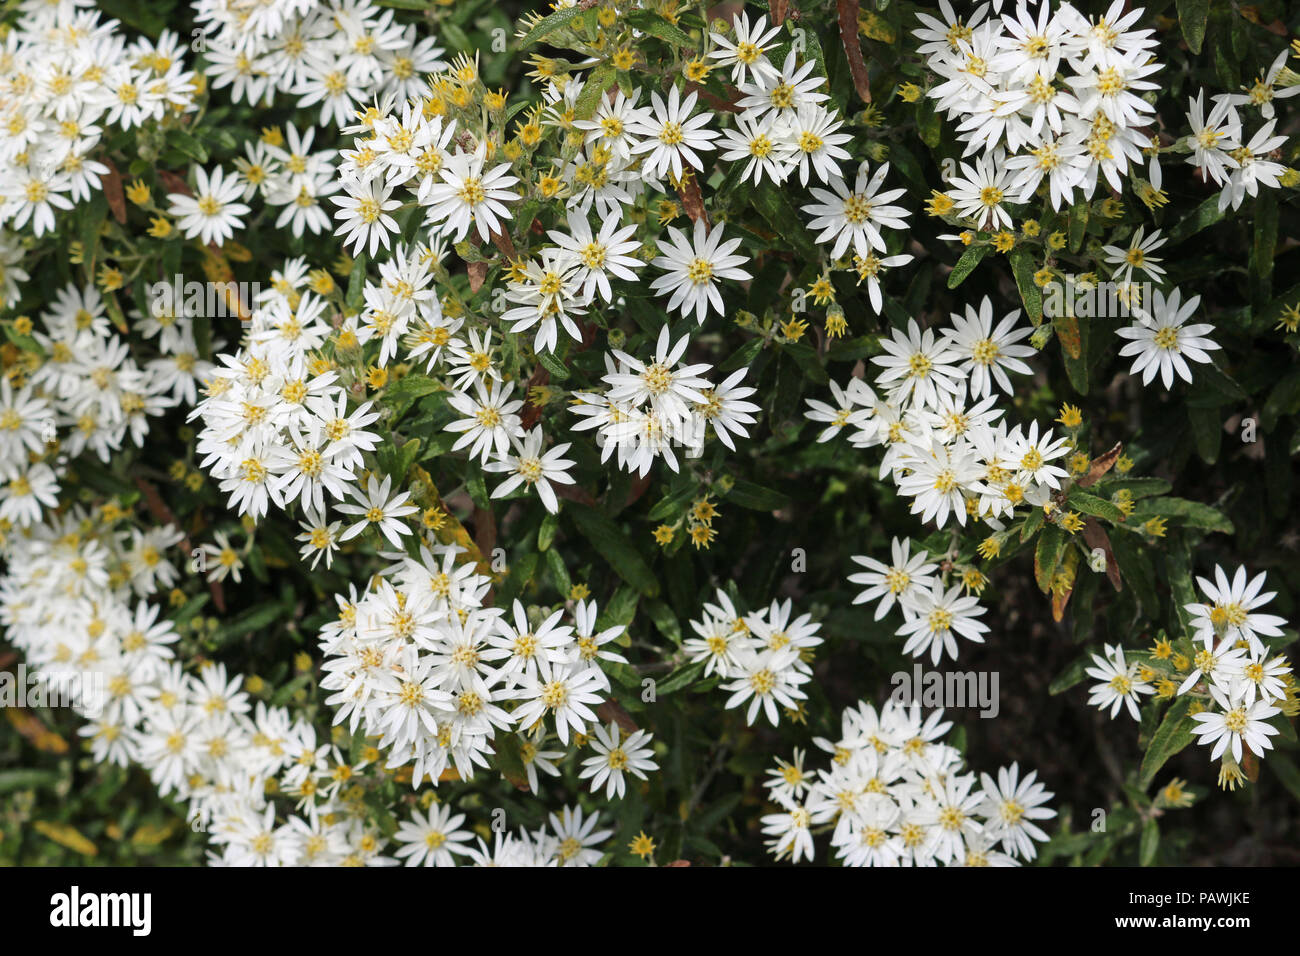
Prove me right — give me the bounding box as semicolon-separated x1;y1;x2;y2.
424;145;520;242
802;161;911;259
894;581;989;664
707;11;782;86
1115;288;1220;389
1102;225;1167;283
1186;564;1288;656
166;165;250;246
579;721;658;799
628;84;718;181
1190;685;1282;765
871;318;966;410
650;218;751;324
848;537;941;620
445;379;525;464
941;297;1036;398
484;426;576;514
336;473;419;548
331;174;402;257
1085;643;1153;720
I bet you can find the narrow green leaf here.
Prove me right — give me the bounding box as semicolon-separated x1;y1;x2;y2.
1048;651;1093;695
1034;522;1065;592
947;244;990;289
1166;194;1224;244
1268;753;1300;803
568;504;660;596
1067;489;1125;523
1176;0;1210;54
1009;247;1043;323
519;4;586;47
1133;497;1233;535
1139;818;1160;866
626;9;692;46
725;478;791;511
1138;698;1196;790
574;64;615;121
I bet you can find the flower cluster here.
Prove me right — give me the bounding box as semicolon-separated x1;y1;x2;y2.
571;322;759;478
684;588;822;727
806;296;1078;537
189;266;384;537
1086;564;1297;785
760;699;1056;866
849;536;990;666
3;0;1298;871
1183;54;1296;211
0;474;621;866
922;0;1163;215
1;510;394;866
319;550;658;795
194;0;445;123
0;7;197;238
0;281;204;530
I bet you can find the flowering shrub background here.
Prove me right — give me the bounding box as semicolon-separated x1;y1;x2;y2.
2;0;1300;866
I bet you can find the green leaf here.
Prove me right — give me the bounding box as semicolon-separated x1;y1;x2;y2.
1138;698;1196;790
1034;522;1065;592
596;584;640;632
519;4;586;47
1166;541;1198;634
644;599;683;644
568;504;660;596
1132;497;1233;535
0;769;60;793
536;348;571;382
1100;477;1172;499
270;673;313;707
1111;533;1158;615
719;336;765;372
1061;314;1090;394
751;184;818;262
1068;200;1089;253
655;660;705;696
1188;404;1221;464
784;340;829;384
1067;489;1125;523
1139;818;1160;866
947;244;990;289
1048;651;1093;695
346;253;368;311
492;731;530;789
537;512;559;551
1166;194;1224;245
167;129;208;164
625;9;692;46
574;64;615;121
544;545;571;596
382;373;441;417
916;96;941;148
1268;753;1300;803
379;437;416;481
1176;0;1210;54
647;484;696;522
1251;192;1278;311
1020;507;1045;542
466;463;490;510
724;478;790;511
215;600;286;640
1009;247;1043;324
97;0;170;36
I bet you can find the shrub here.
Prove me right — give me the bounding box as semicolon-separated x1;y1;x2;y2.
2;0;1299;867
